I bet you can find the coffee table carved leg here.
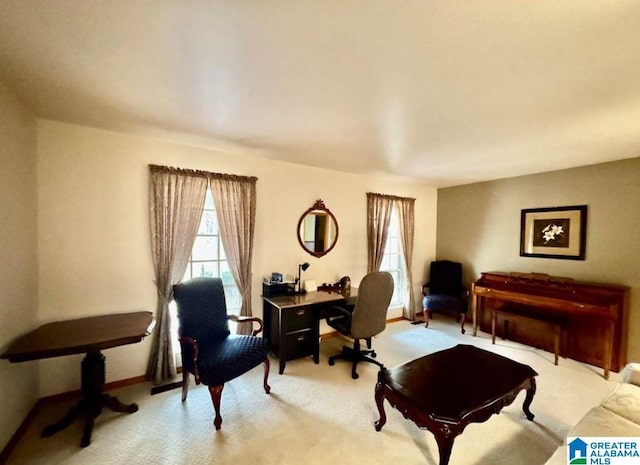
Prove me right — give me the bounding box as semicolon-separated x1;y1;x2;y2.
433;426;455;465
522;377;536;421
374;382;387;431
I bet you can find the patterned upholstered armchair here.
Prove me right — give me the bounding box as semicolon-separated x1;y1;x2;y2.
422;260;469;334
173;277;271;430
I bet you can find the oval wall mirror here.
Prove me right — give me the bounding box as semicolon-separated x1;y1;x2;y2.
297;199;339;258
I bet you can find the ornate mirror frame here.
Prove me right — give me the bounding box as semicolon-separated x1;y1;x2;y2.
297;199;339;258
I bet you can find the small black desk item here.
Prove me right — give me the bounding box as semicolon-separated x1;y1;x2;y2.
1;311;155;447
263;287;356;374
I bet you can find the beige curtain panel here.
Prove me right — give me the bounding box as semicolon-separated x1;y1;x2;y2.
366;193;394;273
209;173;258;335
146;165;208;385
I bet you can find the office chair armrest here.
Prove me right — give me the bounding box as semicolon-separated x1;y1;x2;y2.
228;314;265;336
178;336;201;384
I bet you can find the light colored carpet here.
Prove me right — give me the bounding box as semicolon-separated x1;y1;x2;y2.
6;318;621;465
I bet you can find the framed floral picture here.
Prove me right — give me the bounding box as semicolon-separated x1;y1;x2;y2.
520;205;587;260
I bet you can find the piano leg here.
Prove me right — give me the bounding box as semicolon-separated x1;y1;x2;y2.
604;320;614;380
491;311;496;344
471;288;479;337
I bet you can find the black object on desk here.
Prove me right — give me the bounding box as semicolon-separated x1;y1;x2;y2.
1;311;155;447
262;288;356;374
262;281;296;297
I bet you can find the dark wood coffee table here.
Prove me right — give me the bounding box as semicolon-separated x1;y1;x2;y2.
374;344;537;465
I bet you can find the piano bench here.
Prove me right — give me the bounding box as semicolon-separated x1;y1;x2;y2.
490;309;566;366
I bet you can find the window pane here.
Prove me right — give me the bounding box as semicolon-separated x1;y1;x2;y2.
198;210;218;235
390;271;401;303
191;261;218;278
182;187;241;317
224;285;242;311
182;263;192;281
192;236;218;261
204;190;215;209
379;207;406;307
220;261;235;285
380;254;390;270
387;237;399;253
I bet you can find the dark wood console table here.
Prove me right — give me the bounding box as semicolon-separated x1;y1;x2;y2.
263;287;357;374
471;272;629;378
1;311;155;447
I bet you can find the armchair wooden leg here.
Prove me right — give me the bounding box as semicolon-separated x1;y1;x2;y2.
263;357;271;394
424;308;431;328
459;313;466;334
208;384;224;430
181;370;189;402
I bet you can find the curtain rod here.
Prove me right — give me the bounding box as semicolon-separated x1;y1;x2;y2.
366;192;416;202
149;164;258;183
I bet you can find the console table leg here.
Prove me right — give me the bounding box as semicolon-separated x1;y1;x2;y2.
41;350;139;447
41;403;81;438
103;393;138;413
81;415;95;448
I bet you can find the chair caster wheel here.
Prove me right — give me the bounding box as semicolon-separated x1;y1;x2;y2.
328;359;335;366
371;352;377;358
351;372;359;380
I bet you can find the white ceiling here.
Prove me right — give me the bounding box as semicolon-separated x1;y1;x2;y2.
1;1;640;187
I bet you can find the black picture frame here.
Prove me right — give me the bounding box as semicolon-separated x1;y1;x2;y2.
520;205;587;260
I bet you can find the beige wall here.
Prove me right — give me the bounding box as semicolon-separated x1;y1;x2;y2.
0;83;39;449
36;120;438;396
436;157;640;364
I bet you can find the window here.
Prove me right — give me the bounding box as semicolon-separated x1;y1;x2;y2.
379;208;406;307
171;188;240;354
182;188;241;310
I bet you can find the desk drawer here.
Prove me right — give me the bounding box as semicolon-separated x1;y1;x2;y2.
285;329;315;361
284;305;315;332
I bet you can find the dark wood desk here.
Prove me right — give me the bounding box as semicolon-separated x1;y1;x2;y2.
2;311;155;447
374;344;537;465
263;287;357;374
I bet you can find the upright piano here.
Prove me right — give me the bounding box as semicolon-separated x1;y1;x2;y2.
471;271;629;378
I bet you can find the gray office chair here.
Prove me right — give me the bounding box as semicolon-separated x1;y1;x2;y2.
326;271;394;379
